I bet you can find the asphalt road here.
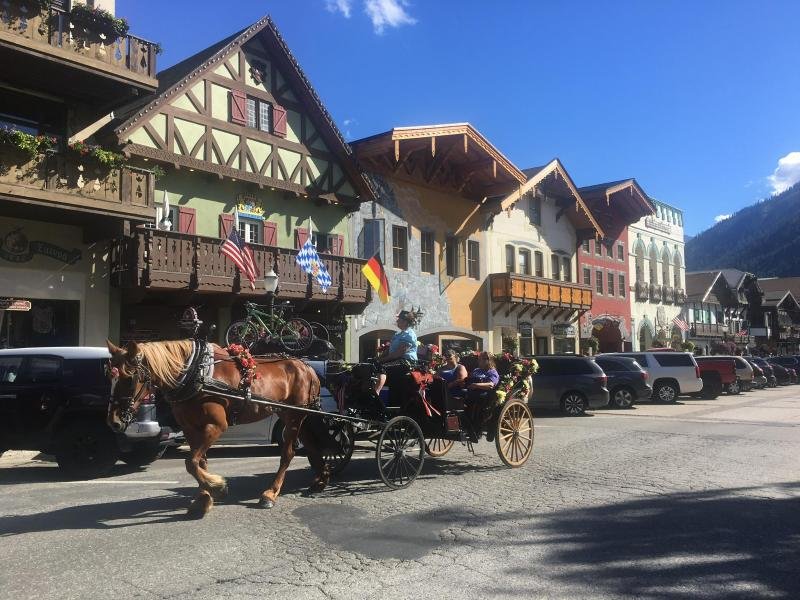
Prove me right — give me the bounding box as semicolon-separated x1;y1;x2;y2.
1;386;799;600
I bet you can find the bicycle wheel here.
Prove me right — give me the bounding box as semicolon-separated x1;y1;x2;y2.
225;319;261;349
310;321;329;341
279;318;314;352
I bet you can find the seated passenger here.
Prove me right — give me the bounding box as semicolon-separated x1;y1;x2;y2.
464;352;499;436
375;309;419;395
436;349;467;399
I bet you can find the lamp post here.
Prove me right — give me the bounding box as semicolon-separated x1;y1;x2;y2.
265;268;278;316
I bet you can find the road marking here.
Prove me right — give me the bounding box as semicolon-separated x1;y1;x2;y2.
68;480;180;485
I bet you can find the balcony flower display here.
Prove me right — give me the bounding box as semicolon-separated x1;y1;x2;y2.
69;3;129;39
0;127;57;158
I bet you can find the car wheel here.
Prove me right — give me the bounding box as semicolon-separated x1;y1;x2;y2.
701;377;722;400
54;420;119;479
561;392;586;416
611;387;635;409
727;379;741;395
119;441;167;468
653;381;678;403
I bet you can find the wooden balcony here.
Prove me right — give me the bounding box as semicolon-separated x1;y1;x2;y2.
0;2;157;100
110;228;371;305
489;272;592;319
0;146;155;219
690;323;729;337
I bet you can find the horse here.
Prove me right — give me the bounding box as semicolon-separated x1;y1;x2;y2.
105;339;329;518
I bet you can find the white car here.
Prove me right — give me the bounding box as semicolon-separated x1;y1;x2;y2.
600;351;703;403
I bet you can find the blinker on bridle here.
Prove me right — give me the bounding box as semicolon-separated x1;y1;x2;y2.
109;353;154;426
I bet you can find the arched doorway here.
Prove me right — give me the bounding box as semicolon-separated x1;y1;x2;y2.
358;329;395;361
593;318;623;353
638;318;654;350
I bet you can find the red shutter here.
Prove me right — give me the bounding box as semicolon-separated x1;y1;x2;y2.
263;220;278;247
178;207;196;234
272;104;287;138
295;227;309;249
230;90;247;126
335;234;345;256
219;213;235;238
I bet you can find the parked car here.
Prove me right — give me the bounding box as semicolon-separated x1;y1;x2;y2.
592;356;651;408
528;355;609;416
694;356;737;399
766;361;793;386
747;362;768;389
0;347;170;478
600;351;703;403
767;357;800;384
706;355;754;393
748;357;777;388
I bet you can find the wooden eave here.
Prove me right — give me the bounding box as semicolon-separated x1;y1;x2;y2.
352;123;526;201
113;15;374;203
579;179;654;236
496;158;604;238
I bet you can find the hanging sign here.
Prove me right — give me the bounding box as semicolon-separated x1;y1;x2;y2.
1;228;81;265
552;324;576;337
0;298;32;311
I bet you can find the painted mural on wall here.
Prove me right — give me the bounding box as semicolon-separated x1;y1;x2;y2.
1;228;82;265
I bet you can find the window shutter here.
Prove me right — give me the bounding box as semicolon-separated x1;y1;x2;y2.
459;240;467;277
335;234;345;256
219;213;235;238
178;207;196;234
262;220;278;247
272;104;288;138
230;90;247;126
295;227;309;249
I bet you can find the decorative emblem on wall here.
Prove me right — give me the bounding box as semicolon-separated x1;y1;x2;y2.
236;193;265;217
0;228;81;265
249;61;267;86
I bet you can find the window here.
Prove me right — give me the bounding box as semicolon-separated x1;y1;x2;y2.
594;240;602;256
617;244;624;260
0;356;23;384
392;225;408;270
551;255;561;280
534;251;544;277
518;249;530;275
529;195;542;226
583;267;591;286
596;270;603;294
238;217;261;244
23;357;62;383
361;219;384;259
245;97;271;132
467;240;480;279
562;257;571;282
519;322;533;356
582;239;590;253
620;353;649;367
653;353;694;367
446;236;461;277
420;231;435;274
608;272;615;296
505;245;515;273
619;274;625;297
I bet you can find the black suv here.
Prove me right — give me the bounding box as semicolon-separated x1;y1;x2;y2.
593;356;652;408
0;347;170;478
529;355;610;416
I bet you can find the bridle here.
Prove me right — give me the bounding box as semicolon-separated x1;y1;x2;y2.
109;353;154;427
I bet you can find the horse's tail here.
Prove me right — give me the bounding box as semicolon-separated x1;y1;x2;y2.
308;364;321;410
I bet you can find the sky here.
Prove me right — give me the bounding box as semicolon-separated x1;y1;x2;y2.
121;0;800;236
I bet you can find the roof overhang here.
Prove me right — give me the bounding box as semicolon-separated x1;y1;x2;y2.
352;123;526;201
579;179;654;238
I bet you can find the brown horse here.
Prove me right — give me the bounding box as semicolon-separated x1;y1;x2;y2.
105;340;329;517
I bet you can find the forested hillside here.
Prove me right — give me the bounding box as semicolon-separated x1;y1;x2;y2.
685;183;800;275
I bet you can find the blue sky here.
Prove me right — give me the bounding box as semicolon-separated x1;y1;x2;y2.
122;0;800;235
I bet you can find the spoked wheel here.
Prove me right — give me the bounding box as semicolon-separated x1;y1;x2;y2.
225;319;261;349
309;321;330;341
376;416;425;489
319;419;354;476
279;318;314;352
495;400;534;468
424;437;454;457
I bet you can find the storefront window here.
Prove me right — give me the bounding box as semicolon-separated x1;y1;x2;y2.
519;322;532;356
554;337;576;354
0;299;80;348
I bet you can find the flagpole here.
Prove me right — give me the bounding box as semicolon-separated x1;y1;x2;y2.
308;216;313;246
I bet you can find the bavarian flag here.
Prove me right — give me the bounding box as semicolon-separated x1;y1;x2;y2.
362;253;391;304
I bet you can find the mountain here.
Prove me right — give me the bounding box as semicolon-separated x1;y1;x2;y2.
685;183;800;276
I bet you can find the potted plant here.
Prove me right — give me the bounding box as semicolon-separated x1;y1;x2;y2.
580;336;599;356
69;4;129;39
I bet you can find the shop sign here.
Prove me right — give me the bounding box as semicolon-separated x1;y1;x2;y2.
0;298;31;311
1;228;81;265
552;324;576;337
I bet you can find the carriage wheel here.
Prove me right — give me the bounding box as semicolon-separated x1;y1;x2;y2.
376;416;425;489
225;319;262;349
424;437;454;457
279;318;314;352
320;420;354;475
495;400;534;468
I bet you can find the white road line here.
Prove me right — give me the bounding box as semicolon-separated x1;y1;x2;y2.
67;480;180;485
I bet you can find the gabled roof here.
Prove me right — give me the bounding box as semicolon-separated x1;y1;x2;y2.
497;158;604;237
578;178;654;238
686;270;722;302
114;15;374;201
755;276;800;299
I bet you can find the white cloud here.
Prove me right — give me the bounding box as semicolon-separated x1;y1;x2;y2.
714;214;731;223
325;0;353;18
364;0;417;34
768;151;800;195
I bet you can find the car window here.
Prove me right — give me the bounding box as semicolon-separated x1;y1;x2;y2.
0;356;23;384
596;358;623;372
21;356;62;384
536;359;556;376
62;359;107;385
653;353;694;367
559;359;595;375
618;353;649;367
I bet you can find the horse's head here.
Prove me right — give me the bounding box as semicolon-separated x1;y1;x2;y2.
106;340;153;433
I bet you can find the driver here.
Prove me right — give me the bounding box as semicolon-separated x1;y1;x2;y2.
374;309;419;396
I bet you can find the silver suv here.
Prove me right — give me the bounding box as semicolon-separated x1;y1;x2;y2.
600;351;702;403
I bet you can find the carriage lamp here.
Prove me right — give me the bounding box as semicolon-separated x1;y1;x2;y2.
265;268;279;315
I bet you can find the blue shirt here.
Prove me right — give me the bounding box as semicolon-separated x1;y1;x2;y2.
468;368;499;388
389;328;418;362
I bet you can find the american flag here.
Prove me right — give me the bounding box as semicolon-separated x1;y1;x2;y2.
672;315;690;332
220;227;258;290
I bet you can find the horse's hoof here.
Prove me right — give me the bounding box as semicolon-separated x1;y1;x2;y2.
308;481;327;494
258;497;275;509
210;484;228;500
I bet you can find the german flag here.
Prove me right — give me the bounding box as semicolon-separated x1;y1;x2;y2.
362;253;391;304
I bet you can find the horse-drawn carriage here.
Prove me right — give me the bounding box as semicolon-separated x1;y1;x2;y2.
105;334;534;517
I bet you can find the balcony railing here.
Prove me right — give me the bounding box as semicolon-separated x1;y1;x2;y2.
489;272;592;316
110;228;370;304
663;286;675;304
674;288;687;304
0;146;154;219
0;2;157;86
690;323;729;337
649;282;662;303
635;280;649;300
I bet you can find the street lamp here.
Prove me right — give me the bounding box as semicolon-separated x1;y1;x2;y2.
265;268;278;315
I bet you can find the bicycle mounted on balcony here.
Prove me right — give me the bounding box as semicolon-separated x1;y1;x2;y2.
225;301;314;352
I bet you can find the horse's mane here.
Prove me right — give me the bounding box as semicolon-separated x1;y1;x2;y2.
139;340;193;387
